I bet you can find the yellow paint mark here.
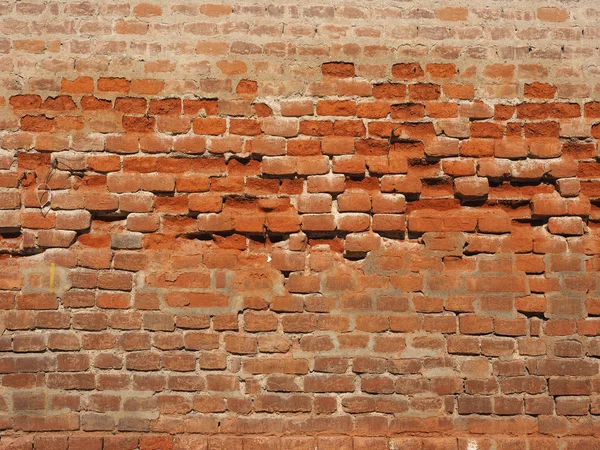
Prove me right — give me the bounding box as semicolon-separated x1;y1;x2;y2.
49;262;55;294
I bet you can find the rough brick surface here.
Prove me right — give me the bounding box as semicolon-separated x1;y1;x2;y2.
1;0;600;446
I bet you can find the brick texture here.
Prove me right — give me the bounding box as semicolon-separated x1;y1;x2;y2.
1;0;600;446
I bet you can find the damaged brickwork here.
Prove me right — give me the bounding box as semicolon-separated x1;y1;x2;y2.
2;1;600;449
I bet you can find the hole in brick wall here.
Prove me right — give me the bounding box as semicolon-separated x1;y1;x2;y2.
496;199;531;209
460;199;488;207
228;155;256;164
264;234;288;244
404;193;421;202
423;177;452;186
530;219;548;227
247;234;268;244
184;231;295;244
389;134;421;145
344;251;369;261
1;231;21;239
261;173;296;180
422;157;444;166
521;310;546;319
303;231;344;240
90;212;129;221
377;231;406;240
182;232;213;241
345;174;367;181
407;158;426;168
56;166;85;178
509;180;545;187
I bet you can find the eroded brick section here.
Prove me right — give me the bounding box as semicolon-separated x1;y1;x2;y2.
1;0;600;446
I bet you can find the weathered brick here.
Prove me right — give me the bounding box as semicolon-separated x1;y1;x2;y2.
0;3;597;445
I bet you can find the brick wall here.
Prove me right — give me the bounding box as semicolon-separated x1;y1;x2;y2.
1;1;600;449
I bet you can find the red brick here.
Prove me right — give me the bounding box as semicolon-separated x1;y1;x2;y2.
537;7;568;22
140;436;173;450
98;77;130;92
454;176;489;199
10;94;42;110
322;62;355;77
122;116;155;133
525;82;557;99
114;97;147;114
392;63;424;80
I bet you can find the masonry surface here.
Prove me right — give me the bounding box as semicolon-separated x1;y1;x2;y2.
2;1;600;449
